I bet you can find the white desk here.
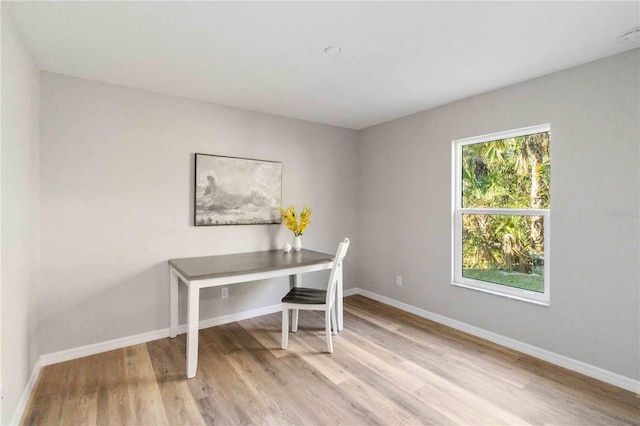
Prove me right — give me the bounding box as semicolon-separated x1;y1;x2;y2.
169;249;339;378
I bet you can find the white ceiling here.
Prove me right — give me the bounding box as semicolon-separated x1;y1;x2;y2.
5;1;640;130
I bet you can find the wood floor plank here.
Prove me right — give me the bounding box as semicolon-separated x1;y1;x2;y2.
289;324;455;424
225;349;307;424
58;355;98;425
22;295;640;425
339;377;430;425
336;331;428;392
345;300;534;395
237;314;291;358
123;344;170;425
343;302;403;332
22;362;71;425
219;321;302;388
95;349;133;425
147;338;206;425
196;338;272;424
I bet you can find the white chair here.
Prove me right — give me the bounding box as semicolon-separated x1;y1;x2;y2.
281;238;350;353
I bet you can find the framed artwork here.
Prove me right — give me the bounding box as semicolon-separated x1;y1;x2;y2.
194;154;282;226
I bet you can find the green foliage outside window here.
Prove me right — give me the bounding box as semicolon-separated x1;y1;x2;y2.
461;132;550;292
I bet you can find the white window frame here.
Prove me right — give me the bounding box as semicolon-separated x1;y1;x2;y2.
451;124;551;306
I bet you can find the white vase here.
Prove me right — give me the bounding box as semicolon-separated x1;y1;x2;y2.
292;235;302;252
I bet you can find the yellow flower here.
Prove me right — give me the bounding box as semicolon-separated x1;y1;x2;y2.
279;205;311;236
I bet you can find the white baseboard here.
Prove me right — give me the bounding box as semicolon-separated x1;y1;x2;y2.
40;303;282;367
355;288;640;394
40;328;170;367
10;358;42;425
343;287;359;297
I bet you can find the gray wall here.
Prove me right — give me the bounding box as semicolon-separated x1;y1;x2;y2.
1;8;40;423
356;49;640;380
38;72;359;355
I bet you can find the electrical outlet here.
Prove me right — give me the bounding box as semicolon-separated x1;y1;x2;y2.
221;287;229;299
396;275;403;286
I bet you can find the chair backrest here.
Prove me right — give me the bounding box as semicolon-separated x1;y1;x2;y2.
325;238;350;306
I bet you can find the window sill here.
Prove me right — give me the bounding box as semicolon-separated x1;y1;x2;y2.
451;281;550;307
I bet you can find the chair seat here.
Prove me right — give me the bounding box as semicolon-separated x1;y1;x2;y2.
282;287;327;304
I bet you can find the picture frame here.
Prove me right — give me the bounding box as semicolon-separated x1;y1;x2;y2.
194;153;282;226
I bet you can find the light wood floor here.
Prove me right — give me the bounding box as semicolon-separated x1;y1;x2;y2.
23;295;639;425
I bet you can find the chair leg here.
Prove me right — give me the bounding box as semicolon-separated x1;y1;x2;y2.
282;308;289;350
292;309;299;332
331;305;338;335
325;309;333;353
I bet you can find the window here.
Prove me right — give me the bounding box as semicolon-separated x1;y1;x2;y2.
452;124;551;305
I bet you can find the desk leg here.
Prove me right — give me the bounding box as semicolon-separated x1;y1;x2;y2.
291;273;303;288
337;265;344;331
186;282;200;378
169;268;179;338
289;274;300;332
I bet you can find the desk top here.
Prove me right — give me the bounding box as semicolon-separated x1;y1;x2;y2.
169;249;334;281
